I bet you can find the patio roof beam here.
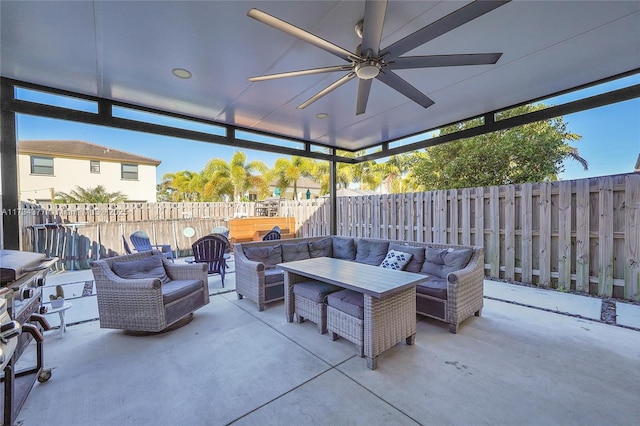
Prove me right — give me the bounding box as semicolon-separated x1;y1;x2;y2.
1;78;356;165
357;83;640;162
3;100;354;165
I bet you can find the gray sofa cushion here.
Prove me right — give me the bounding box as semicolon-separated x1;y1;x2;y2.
293;280;342;303
281;241;311;262
380;249;413;270
327;289;364;319
112;255;170;284
244;245;283;269
332;237;356;260
264;268;284;284
416;277;448;300
389;243;425;273
162;279;203;303
355;239;389;265
308;237;333;258
420;247;473;278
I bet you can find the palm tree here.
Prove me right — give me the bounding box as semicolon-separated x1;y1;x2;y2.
270;156;316;199
309;160;354;195
377;152;425;193
202;152;269;201
161;170;204;201
337;150;380;191
54;185;127;203
200;158;234;201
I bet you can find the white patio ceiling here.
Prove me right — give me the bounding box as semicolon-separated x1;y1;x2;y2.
1;1;639;151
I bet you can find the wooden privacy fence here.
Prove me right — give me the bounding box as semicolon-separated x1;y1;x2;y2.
18;173;639;301
25;201;254;222
285;173;640;302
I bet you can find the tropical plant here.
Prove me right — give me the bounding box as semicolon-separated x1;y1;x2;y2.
269;156;316;199
201;152;269;201
376;152;425;193
309;160;356;195
200;159;235;201
160;170;204;201
54;185;127;203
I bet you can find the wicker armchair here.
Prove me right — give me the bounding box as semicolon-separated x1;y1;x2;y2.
414;243;485;333
90;251;209;333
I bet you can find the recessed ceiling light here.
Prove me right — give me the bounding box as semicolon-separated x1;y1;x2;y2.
316;113;329;119
172;68;192;79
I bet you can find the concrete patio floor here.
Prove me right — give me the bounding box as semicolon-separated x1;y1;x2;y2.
12;261;640;426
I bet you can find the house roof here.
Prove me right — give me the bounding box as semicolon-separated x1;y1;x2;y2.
18;140;161;166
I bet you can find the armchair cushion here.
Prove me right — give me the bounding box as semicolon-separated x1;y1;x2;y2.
379;249;413;270
332;237;356;260
162;280;203;303
281;241;311;262
389;243;425;273
265;268;285;284
244;244;283;269
355;239;389;265
420;247;472;279
308;237;333;258
111;255;170;284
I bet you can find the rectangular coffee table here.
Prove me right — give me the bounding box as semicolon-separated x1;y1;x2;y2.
278;257;429;369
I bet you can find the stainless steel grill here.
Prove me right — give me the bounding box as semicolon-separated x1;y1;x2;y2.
0;250;57;425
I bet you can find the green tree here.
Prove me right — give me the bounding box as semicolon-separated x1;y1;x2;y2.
337;151;380;191
54;185;127;203
160;170;204;201
202;152;269;201
413;104;587;190
270;156;316;199
200;158;234;201
376;152;425;193
309;160;358;195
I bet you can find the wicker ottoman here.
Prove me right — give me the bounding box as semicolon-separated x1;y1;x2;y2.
293;281;342;334
327;289;365;357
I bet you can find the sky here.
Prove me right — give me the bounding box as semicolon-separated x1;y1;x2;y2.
12;74;640;185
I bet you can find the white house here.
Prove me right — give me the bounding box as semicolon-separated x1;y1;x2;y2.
18;140;160;203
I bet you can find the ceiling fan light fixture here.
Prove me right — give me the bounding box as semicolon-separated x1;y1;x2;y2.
355;61;380;80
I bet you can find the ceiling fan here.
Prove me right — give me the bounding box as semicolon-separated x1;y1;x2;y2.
248;0;510;115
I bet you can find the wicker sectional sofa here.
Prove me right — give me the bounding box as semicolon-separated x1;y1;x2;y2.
234;236;484;333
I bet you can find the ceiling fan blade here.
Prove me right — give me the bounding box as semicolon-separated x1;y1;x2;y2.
249;65;352;82
361;0;388;57
248;8;359;62
297;72;357;109
383;1;510;60
376;70;434;108
387;53;503;70
356;79;373;115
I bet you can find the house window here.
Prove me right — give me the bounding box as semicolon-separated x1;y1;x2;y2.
30;156;54;175
121;163;138;180
90;160;100;173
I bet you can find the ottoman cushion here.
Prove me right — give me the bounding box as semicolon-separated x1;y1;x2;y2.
327;289;364;320
293;281;342;303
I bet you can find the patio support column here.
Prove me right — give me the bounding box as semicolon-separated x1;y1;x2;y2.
1;79;21;249
330;159;337;236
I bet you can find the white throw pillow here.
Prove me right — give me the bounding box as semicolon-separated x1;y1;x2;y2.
380;249;413;271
